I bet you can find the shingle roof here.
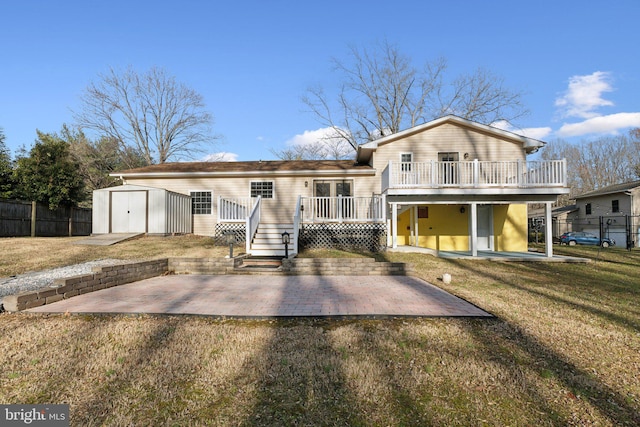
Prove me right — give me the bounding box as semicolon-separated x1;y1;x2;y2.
114;160;372;176
574;180;640;199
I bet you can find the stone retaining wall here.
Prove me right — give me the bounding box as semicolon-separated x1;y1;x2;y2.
3;257;413;311
282;258;414;276
3;260;168;312
168;257;239;274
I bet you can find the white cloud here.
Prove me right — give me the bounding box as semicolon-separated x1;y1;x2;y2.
286;127;342;147
491;120;553;140
555;71;614;119
202;152;239;162
285;127;354;159
556;112;640;137
520;126;553;140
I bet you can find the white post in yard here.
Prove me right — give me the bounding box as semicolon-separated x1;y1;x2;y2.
391;203;398;248
545;202;553;258
414;206;419;247
470;202;478;257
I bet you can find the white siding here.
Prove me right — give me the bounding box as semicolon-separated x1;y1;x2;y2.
92;190;110;234
123;173;378;235
92;185;192;235
372;122;526;172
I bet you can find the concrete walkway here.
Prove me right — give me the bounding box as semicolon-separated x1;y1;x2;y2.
73;233;144;246
28;275;491;318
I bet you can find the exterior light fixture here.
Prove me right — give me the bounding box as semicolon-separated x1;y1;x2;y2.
460;206;466;213
224;231;235;258
281;231;290;258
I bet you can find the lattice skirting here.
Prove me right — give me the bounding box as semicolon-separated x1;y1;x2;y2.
299;223;387;252
213;223;246;246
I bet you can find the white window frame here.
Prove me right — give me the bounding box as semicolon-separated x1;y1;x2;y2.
190;190;213;215
400;152;413;172
250;181;274;199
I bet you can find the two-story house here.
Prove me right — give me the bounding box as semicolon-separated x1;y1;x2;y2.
573;180;640;248
93;115;569;257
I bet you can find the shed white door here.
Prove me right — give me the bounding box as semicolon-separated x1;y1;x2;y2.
477;205;492;251
111;191;147;233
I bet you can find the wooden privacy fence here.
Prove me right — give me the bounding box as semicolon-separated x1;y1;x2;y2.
0;199;92;237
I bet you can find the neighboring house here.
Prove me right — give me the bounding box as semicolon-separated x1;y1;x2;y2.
572;180;640;247
98;115;569;257
528;204;579;241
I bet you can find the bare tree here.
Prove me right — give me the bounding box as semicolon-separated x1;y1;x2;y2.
74;66;217;165
541;129;640;205
270;128;354;161
303;40;528;151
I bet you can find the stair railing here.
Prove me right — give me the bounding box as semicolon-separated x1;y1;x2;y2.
245;196;261;253
292;195;302;256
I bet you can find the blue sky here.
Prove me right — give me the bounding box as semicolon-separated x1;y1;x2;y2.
1;0;639;162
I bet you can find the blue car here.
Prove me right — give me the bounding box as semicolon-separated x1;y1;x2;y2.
560;232;615;248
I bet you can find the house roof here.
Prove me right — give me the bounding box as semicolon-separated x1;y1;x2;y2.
574;180;640;199
356;115;546;162
112;160;375;178
553;204;578;214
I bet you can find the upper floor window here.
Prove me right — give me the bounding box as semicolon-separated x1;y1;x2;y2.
585;203;592;215
438;152;459;184
612;200;619;213
191;191;212;215
251;181;274;199
400;153;413;171
439;152;459;162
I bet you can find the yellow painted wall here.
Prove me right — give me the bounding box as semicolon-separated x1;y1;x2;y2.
493;204;528;251
397;205;469;250
397;203;528;252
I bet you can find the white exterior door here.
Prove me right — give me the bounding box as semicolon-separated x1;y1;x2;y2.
111;191;147;233
477;205;492;251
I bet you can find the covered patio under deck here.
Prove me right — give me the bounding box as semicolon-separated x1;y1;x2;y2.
384;158;569;258
387;196;562;259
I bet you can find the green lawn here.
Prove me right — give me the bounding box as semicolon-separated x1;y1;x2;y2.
0;237;638;425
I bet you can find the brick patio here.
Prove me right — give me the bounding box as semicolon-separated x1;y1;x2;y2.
28;274;491;318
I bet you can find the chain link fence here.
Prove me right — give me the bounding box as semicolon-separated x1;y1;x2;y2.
529;215;639;249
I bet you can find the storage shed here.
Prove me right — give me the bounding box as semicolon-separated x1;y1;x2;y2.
92;184;192;235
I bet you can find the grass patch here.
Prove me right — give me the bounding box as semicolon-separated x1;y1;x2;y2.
0;235;228;277
0;238;639;425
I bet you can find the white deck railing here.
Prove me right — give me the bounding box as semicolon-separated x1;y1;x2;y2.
300;195;385;223
245;196;261;253
292;195;302;253
384;159;567;190
218;197;254;222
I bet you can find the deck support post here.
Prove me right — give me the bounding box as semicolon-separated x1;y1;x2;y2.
470;202;478;256
391;202;398;248
545;202;553;258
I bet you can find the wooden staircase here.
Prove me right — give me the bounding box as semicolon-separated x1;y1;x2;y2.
249;223;297;257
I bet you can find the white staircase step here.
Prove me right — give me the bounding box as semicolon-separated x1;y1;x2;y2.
253;236;295;243
249;223;296;257
249;249;291;257
257;223;293;229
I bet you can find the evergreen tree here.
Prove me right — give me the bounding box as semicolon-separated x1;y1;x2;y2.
13;131;84;209
0;128;15;199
